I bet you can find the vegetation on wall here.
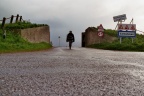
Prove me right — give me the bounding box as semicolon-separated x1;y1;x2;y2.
1;21;48;30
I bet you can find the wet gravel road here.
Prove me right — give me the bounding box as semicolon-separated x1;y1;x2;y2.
1;47;144;96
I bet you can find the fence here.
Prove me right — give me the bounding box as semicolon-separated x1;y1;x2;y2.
0;14;25;29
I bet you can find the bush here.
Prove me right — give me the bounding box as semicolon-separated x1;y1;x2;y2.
4;22;48;30
89;29;144;52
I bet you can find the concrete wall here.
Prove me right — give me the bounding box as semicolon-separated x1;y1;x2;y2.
19;26;50;43
82;27;116;47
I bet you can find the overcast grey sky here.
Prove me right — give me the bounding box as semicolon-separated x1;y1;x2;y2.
0;0;144;47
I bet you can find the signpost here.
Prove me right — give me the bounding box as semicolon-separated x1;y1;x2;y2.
58;36;60;47
97;24;104;37
113;14;136;44
97;24;104;43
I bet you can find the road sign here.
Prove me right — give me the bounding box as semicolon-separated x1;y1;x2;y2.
118;30;136;37
98;31;104;37
113;14;127;22
98;24;104;32
98;29;104;32
118;24;136;31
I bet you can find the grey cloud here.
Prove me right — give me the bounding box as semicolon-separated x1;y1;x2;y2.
1;0;144;46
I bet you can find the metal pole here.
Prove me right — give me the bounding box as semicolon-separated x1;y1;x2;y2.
132;38;133;43
99;37;101;43
58;36;60;47
131;18;134;43
3;30;6;39
115;21;119;30
120;37;122;44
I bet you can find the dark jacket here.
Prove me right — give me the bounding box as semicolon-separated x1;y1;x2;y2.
66;32;75;42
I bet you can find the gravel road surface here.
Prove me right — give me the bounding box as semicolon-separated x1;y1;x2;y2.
1;47;144;96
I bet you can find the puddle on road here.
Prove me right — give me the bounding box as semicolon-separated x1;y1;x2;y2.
126;70;144;80
25;67;125;75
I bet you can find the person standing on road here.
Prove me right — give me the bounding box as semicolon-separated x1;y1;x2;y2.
66;31;75;49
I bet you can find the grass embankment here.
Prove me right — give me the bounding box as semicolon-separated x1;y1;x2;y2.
0;22;52;53
4;22;48;29
88;29;144;51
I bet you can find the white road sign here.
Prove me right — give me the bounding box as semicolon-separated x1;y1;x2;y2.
98;31;104;37
118;30;136;37
98;29;104;32
98;24;104;32
118;24;136;31
113;14;127;22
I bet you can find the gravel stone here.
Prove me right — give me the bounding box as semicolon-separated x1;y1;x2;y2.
0;47;144;96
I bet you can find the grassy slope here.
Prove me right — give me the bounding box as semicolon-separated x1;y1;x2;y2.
0;22;52;53
88;29;144;51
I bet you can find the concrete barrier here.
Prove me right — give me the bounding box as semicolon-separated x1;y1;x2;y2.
82;27;116;47
16;26;50;43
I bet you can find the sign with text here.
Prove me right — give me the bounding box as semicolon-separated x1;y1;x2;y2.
113;14;126;22
118;24;136;31
118;30;136;38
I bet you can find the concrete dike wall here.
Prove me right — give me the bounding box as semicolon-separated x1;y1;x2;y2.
82;27;116;47
15;26;50;43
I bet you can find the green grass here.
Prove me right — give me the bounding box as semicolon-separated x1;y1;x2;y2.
2;21;48;30
0;29;52;53
88;29;144;51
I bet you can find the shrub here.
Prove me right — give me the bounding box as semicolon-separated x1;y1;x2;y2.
4;22;48;30
89;29;144;52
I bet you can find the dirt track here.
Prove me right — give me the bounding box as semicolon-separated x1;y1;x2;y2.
1;47;144;96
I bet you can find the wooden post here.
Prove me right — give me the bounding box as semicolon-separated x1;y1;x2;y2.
10;15;14;23
15;14;19;23
20;16;22;22
1;17;6;28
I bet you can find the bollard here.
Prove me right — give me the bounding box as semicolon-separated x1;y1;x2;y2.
3;29;6;39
